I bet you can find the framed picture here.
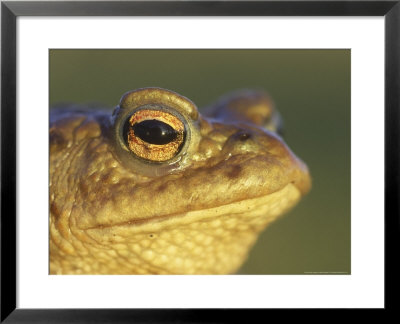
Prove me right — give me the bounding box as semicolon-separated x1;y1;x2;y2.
1;0;398;321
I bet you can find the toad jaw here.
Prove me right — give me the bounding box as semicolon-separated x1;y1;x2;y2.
82;183;302;274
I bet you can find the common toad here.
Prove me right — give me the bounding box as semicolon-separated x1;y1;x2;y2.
49;88;311;274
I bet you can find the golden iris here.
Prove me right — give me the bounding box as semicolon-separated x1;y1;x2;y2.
124;109;185;162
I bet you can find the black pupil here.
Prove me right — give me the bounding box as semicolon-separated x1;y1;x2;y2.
132;119;178;145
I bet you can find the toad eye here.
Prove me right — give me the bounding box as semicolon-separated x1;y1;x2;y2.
111;87;200;177
122;109;186;162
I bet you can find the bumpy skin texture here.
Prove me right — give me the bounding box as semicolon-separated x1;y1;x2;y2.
49;88;311;274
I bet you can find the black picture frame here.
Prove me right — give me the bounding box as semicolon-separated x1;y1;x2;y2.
1;0;399;322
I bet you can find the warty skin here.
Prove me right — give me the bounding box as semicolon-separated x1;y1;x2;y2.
49;88;311;274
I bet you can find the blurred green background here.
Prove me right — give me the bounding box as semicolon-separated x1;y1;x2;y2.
50;49;350;274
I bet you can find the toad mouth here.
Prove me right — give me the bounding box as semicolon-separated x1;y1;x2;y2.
83;183;302;233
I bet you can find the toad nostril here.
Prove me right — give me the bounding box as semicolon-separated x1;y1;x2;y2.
238;132;251;141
